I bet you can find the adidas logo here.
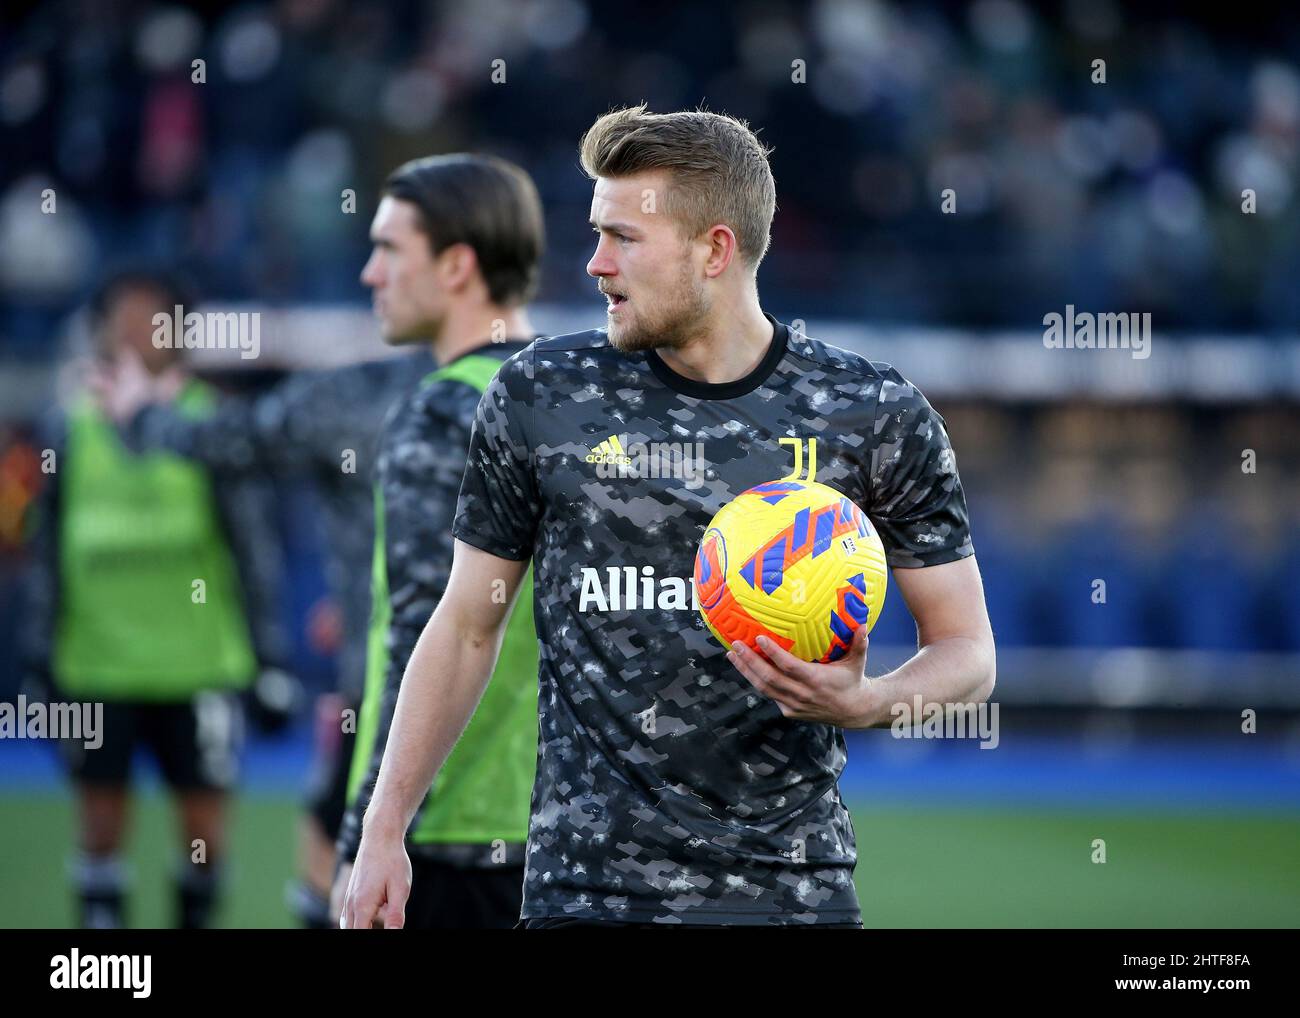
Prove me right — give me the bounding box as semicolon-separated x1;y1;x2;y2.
585;435;633;466
584;434;709;489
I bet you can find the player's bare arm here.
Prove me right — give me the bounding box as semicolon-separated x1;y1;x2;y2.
341;540;528;928
730;555;995;728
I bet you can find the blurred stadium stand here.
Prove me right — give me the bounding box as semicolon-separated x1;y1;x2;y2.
6;1;1300;334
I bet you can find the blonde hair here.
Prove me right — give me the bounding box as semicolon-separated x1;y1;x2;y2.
580;105;776;267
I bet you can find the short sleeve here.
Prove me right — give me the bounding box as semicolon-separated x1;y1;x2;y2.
451;350;541;561
867;371;974;569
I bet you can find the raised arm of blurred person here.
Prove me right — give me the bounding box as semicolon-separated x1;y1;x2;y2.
98;341;429;481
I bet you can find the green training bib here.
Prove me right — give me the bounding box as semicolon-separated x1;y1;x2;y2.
54;381;256;700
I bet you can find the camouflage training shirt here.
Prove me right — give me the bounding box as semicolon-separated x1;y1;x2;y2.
452;314;973;924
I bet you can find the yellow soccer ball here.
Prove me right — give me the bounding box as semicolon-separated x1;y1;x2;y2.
694;479;888;663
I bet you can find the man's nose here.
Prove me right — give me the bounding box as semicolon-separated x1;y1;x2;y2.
360;252;382;287
586;237;615;278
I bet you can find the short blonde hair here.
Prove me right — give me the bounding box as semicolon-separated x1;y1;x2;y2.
579;105;776;267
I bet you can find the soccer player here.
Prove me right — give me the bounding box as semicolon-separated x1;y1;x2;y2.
21;270;288;928
331;153;545;928
97;289;433;929
342;107;996;928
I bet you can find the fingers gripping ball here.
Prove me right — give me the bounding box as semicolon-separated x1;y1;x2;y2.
694;480;887;663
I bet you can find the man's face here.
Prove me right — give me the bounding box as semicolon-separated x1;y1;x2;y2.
360;196;446;344
99;286;177;374
586;171;710;353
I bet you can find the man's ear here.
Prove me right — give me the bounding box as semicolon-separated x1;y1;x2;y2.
702;224;739;279
437;242;480;292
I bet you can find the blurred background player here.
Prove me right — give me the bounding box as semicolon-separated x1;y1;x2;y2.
333;153;545;929
95;295;433;929
20;269;291;928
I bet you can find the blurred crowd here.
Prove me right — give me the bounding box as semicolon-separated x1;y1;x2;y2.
5;0;1300;351
926;401;1300;655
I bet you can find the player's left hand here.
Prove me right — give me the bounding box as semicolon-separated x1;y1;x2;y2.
728;625;873;728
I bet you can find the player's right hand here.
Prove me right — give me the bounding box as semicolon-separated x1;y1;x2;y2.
339;832;411;929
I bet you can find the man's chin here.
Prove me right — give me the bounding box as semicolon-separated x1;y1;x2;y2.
380;327;425;347
606;317;653;354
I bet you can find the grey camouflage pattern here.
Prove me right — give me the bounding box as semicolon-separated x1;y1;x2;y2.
452;317;973;924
